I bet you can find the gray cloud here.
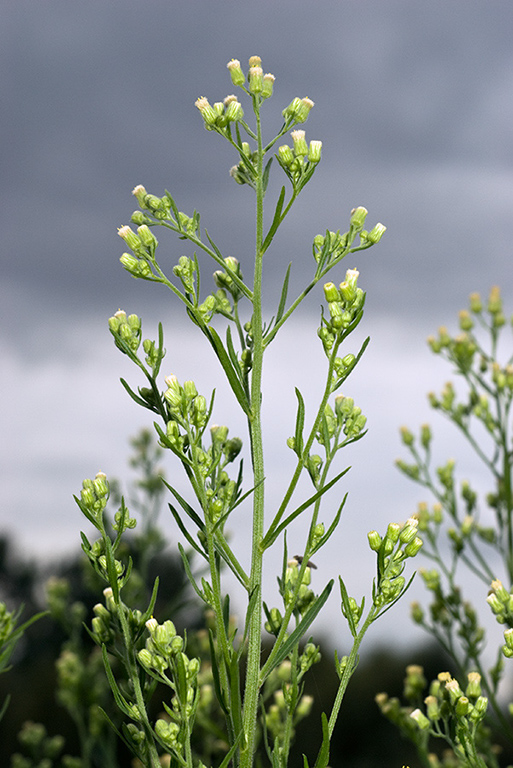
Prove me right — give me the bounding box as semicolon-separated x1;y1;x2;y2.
2;0;512;646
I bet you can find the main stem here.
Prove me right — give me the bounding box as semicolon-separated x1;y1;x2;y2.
240;97;266;768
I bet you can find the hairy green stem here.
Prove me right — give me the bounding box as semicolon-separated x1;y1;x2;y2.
240;96;266;768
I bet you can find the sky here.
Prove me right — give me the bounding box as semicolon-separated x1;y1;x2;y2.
2;0;513;649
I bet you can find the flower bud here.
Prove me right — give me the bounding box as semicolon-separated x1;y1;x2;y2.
308;140;322;163
227;59;245;86
469;292;482;313
367;530;382;552
349;207;368;230
195;96;218;127
323;282;340;303
410;708;430;730
248;66;263;94
278;144;294;167
291;129;308;157
295;97;314;123
262;73;275;99
366;223;386;244
225;98;244;122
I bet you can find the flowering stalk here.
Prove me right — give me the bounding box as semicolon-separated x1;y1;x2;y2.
72;56;422;768
386;286;513;765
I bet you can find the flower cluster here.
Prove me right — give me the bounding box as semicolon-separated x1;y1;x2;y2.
367;518;423;609
487;579;513;657
294;395;367;488
117;222;159;280
276;128;321;191
108;309;142;353
137;617;200;753
410;672;488;750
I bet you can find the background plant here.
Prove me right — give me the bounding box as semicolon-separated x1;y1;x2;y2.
377;286;513;767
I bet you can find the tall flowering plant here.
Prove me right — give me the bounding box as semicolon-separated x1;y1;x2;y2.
73;56;421;768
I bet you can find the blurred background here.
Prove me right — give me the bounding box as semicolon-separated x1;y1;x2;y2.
2;1;513;744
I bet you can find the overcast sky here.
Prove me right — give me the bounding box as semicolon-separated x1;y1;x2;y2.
2;0;513;649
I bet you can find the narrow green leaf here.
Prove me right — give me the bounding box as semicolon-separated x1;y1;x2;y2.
294;387;305;457
218;729;245;768
311;494;347;555
162;480;205;530
204;326;251;416
313;712;331;768
262;186;286;254
140;577;160;625
275;263;292;326
262;467;350;550
225;326;242;375
265;580;333;674
101;645;132;717
339;576;357;637
208;629;230;716
262;156;273;193
164;189;180;223
178;544;207;602
152;321;166;377
119;378;155;410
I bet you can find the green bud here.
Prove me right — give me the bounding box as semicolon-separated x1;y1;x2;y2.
248;65;263;93
278;144;295;167
465;672;482;699
224;96;244;122
488;285;502;314
192;395;207;428
131;184;148;208
366;223;386;244
155;719;180;748
425;695;440;721
282;97;303;120
118;225;143;253
404;536;423;557
399;518;419;544
224;436;242;462
137;224;158;252
472;696;488;719
420;423;431;449
400;426;414;446
195;96;218;127
295;97;315;123
367;530;382;552
469;292;482;313
164;375;183;410
227;58;245;86
324;282;340;302
308;140;322;163
410;708;430;730
291;129;308;157
411;601;424;623
349;206;368;230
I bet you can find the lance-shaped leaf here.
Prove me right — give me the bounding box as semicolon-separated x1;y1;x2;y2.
313;712;331;768
292;387;306;457
203;326;252;417
262;186;286;254
311;493;347;556
262;580;333;676
261;467;350;550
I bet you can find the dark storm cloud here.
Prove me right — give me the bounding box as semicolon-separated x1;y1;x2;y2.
3;0;513;323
